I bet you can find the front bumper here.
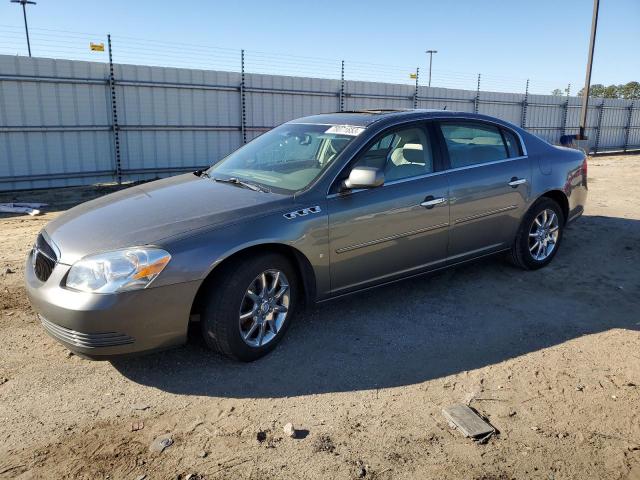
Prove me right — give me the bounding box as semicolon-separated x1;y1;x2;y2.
25;250;200;359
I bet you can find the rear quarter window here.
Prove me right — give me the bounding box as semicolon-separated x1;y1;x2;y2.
502;128;523;157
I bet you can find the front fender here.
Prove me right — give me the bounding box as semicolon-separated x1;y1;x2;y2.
152;206;331;299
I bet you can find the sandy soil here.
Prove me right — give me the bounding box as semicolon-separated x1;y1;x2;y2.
0;155;639;480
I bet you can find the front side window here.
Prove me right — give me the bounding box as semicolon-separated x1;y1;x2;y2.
208;123;357;193
440;122;508;168
352;125;434;182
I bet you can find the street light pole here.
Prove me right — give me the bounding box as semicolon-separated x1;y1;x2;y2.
10;0;37;57
426;50;437;87
578;0;599;140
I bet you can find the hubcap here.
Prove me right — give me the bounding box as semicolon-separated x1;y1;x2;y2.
528;209;560;261
239;269;290;348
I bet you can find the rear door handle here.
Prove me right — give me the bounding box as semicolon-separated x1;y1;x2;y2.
508;177;527;187
420;196;447;209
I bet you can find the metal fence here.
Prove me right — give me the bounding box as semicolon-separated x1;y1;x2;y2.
0;25;575;93
1;41;638;191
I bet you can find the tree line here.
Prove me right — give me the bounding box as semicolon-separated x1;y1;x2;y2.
552;82;640;99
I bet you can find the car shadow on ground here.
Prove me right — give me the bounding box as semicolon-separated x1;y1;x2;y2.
112;215;640;398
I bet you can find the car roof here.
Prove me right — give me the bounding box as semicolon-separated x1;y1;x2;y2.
289;109;430;127
288;109;515;129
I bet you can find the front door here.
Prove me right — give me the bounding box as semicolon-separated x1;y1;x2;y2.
328;123;450;294
437;120;531;261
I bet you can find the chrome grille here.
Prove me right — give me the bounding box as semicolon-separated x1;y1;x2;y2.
33;233;57;282
40;316;135;348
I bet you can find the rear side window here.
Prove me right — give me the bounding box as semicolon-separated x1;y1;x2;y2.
502;128;523;157
440;122;508;168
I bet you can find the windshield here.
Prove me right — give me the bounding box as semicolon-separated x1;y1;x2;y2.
207;123;360;193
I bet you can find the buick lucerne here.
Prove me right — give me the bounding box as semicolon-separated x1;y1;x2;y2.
26;110;588;361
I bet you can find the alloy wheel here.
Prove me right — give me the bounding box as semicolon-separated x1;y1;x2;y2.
238;269;290;348
528;208;560;261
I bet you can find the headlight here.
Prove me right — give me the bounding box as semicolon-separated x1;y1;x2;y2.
66;247;171;293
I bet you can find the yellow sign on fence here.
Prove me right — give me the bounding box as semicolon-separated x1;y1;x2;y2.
409;73;417;79
90;42;105;52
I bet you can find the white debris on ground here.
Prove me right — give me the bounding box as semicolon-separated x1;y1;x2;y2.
0;203;47;216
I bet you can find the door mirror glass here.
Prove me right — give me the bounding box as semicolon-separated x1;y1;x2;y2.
342;166;385;190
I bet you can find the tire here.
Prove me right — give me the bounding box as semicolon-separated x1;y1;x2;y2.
200;253;298;362
510;197;565;270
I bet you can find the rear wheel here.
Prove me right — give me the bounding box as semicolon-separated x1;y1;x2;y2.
200;253;298;361
510;197;564;270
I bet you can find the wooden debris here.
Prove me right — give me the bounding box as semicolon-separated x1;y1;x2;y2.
442;404;495;439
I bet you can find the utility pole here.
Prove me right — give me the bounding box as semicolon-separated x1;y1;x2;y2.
413;67;419;109
426;50;437;87
10;0;36;57
578;0;599;140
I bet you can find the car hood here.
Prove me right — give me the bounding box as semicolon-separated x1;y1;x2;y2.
45;174;290;264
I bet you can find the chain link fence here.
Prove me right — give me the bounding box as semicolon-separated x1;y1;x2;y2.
0;26;638;191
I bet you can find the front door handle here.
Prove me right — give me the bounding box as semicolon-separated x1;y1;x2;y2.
508;177;527;188
420;196;447;209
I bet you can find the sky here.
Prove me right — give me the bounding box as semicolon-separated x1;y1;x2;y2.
0;0;638;94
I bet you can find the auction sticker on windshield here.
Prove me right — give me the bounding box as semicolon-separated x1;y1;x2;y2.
325;125;366;136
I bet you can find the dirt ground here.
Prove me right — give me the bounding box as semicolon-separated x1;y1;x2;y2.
1;155;639;480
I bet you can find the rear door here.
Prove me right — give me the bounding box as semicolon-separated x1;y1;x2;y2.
327;122;450;294
437;120;531;261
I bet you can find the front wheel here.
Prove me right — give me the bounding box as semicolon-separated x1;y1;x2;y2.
200;253;298;361
510;198;564;270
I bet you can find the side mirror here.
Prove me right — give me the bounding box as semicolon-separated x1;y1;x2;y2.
342;166;385;191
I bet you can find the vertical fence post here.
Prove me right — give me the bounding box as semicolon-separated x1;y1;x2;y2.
474;74;481;114
520;79;529;129
107;34;122;184
593;100;605;154
561;83;571;137
240;49;247;144
413;67;419;109
339;60;345;112
623;102;634;152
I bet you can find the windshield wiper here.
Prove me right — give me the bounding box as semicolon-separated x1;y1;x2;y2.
194;169;210;178
212;176;267;192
